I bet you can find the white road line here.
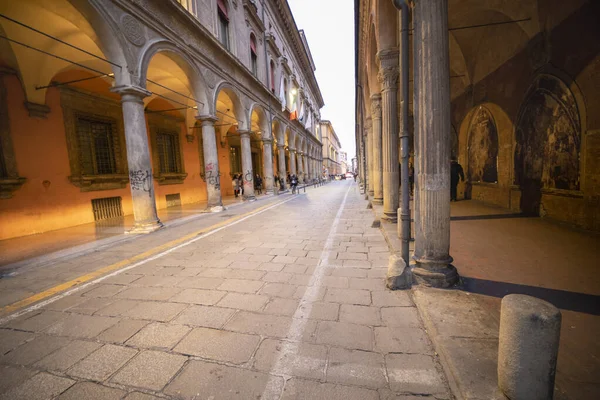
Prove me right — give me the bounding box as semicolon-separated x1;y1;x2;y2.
0;195;299;326
261;183;352;399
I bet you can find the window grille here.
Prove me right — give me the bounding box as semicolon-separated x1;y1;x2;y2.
76;116;117;175
91;196;123;221
157;129;181;174
166;193;182;208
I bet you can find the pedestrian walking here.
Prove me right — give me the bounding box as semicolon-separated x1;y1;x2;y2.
255;173;262;195
290;174;298;194
232;174;239;198
450;158;464;201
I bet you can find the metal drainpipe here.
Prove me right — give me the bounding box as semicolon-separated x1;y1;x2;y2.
393;0;411;265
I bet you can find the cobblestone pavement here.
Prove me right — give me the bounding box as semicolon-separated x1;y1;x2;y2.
0;181;452;400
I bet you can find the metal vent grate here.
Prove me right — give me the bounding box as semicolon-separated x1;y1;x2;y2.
91;196;123;221
166;193;182;208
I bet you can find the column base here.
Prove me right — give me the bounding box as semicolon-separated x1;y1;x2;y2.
243;195;256;201
127;220;164;234
372;197;383;205
368;190;375;196
209;205;225;213
412;264;459;288
381;211;397;223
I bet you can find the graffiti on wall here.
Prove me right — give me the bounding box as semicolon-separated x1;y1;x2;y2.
468;106;498;183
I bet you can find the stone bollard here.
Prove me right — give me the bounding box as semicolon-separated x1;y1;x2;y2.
498;294;561;400
386;254;411;289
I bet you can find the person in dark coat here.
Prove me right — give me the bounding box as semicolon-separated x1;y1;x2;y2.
450;158;464;201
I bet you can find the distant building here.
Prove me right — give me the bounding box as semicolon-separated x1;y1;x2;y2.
319;120;342;176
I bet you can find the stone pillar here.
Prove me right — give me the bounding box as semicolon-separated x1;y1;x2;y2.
412;0;458;287
378;49;400;222
277;144;287;190
197;115;223;211
366;118;374;196
306;155;311;181
112;85;162;233
262;138;274;194
238;130;256;201
371;94;383;205
290;148;297;175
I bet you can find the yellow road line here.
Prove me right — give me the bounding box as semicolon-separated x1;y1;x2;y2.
1;197;290;316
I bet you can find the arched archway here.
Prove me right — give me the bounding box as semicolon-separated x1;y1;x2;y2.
515;74;582;215
467;106;499;184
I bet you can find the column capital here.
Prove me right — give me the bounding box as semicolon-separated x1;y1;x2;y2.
377;48;400;90
370;94;382;118
111;85;151;102
262;138;273;144
277;143;285;149
196;115;218;125
237;130;251;138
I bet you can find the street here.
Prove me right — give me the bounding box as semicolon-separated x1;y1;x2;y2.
0;181;451;400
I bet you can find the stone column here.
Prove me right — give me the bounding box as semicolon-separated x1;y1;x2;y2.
290;148;297;175
366;118;374;196
262;138;274;194
378;49;400;222
412;0;458;287
238;130;256;201
112;85;162;233
277;144;287;190
371;94;383;205
197;115;223;212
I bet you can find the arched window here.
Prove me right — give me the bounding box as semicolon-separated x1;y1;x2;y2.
250;33;258;77
270;60;275;93
283;78;288;108
217;0;230;50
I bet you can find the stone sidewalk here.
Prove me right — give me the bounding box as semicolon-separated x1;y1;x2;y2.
0;182;452;400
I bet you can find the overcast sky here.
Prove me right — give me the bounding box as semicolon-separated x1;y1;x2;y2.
288;0;356;159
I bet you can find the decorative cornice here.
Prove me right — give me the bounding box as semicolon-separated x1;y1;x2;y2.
243;0;265;32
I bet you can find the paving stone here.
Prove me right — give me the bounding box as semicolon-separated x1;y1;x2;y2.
287;249;308;257
1;335;70;366
151;266;185;276
96;319;148;343
175;276;225;290
367;268;388;279
5;311;66;332
262;271;293;283
224;269;266;280
0;329;33;355
169;288;226;305
69;297;115;315
115;287;182;301
257;262;286;272
374;327;433;354
68;344;137;381
293;286;326;301
289;274;312;286
380;307;421;328
296;301;339;321
327;347;386;388
315;321;373;351
126;323;190;350
372;291;413;307
253;338;327;380
58;381;126;400
245;247;272;255
95;299;141;317
377;390;431;400
285;243;306;250
259;283;299;298
196;268;229;278
272;255;298;264
224;311;292;338
324;288;371;305
103;274;144;285
263;298;300;316
306;250;323;259
281;378;378;400
250;254;277;262
123;393;162;400
45;314;119;338
173;305;235;328
368;252;389;261
261;242;287;249
35;340;102;371
110;350;186;391
164;360;284;400
340;304;381;326
124;301;188;322
386;353;448;394
0;365;37;394
42;295;87;312
0;372;75;400
331;268;369;278
83;284;126;298
321;276;349;288
217;293;269;311
174;327;260;364
228;261;261;270
282;264;308;274
217;279;264;294
294;257;319;266
337;252;368;261
132;275;184;287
